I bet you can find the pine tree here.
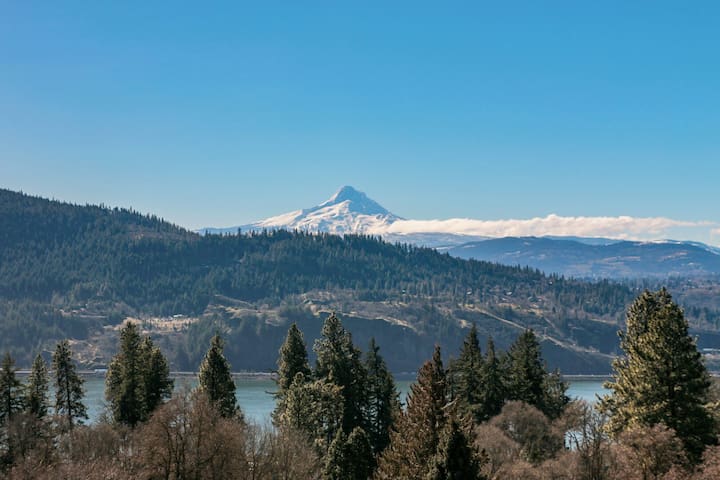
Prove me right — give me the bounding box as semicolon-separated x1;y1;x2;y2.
106;324;173;426
141;337;174;414
426;417;484;480
505;329;568;419
106;322;148;426
25;354;49;419
477;337;505;421
277;323;311;393
599;288;717;463
198;334;238;418
0;353;24;424
278;372;344;452
273;323;311;423
376;345;448;479
451;324;484;423
345;426;375;480
323;429;348;480
323;427;375;480
364;337;400;454
314;313;368;435
52;340;87;428
505;330;545;408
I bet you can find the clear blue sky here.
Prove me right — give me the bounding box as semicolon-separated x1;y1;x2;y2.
1;2;718;237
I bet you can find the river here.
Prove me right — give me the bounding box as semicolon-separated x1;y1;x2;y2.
77;376;607;424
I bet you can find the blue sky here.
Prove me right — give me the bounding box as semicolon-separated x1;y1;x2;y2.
1;2;719;243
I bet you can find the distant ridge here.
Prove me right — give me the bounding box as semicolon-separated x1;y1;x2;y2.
199;186;720;279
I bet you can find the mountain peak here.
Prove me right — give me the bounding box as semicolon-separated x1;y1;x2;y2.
319;186;392;217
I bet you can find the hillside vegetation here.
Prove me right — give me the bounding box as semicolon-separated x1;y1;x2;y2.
2;188;715;373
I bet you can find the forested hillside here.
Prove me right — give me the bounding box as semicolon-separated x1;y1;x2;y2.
2;188;713;373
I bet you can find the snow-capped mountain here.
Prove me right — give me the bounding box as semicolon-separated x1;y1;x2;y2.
199;186;402;236
198;186;720;278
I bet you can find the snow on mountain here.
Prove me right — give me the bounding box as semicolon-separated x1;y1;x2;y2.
198;187;720;272
199;186;402;236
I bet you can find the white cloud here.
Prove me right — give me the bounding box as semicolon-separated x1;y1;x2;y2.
712;228;720;237
372;214;715;241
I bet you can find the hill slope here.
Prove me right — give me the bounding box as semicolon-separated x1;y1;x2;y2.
1;188;716;373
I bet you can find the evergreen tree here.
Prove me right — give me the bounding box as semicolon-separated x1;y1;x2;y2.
376;345;448;479
451;324;484;423
314;313;368;435
505;329;545;408
277;323;311;393
25;354;49;419
323;429;348;480
345;426;375;480
0;353;24;424
141;336;174;415
505;329;568;419
106;322;147;426
599;288;717;463
52;340;87;428
477;337;505;421
364;337;400;454
278;372;344;452
198;334;238;418
323;427;375;480
106;324;173;426
273;323;311;423
426;417;484;480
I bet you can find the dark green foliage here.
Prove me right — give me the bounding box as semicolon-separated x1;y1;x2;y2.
277;323;311;393
273;322;311;423
52;340;87;428
450;324;484;423
277;372;343;451
477;337;505;421
426;417;484;480
141;337;174;415
106;322;146;426
322;427;375;480
105;323;172;426
599;288;717;463
505;330;568;419
198;334;238;419
314;313;368;435
364;337;400;454
25;354;49;418
377;345;448;479
0;353;24;424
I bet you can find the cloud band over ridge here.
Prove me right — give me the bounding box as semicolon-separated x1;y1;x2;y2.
375;214;716;241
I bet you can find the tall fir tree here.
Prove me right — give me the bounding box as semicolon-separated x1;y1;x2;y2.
52;340;87;428
477;337;505;421
426;416;485;480
141;336;174;415
323;427;375;480
277;323;311;393
505;329;545;408
376;345;448;479
106;324;173;426
505;329;568;419
273;323;311;423
599;288;717;463
450;324;484;423
0;353;24;425
278;372;344;452
364;337;400;455
314;313;368;435
25;354;49;419
106;322;147;426
198;333;239;419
